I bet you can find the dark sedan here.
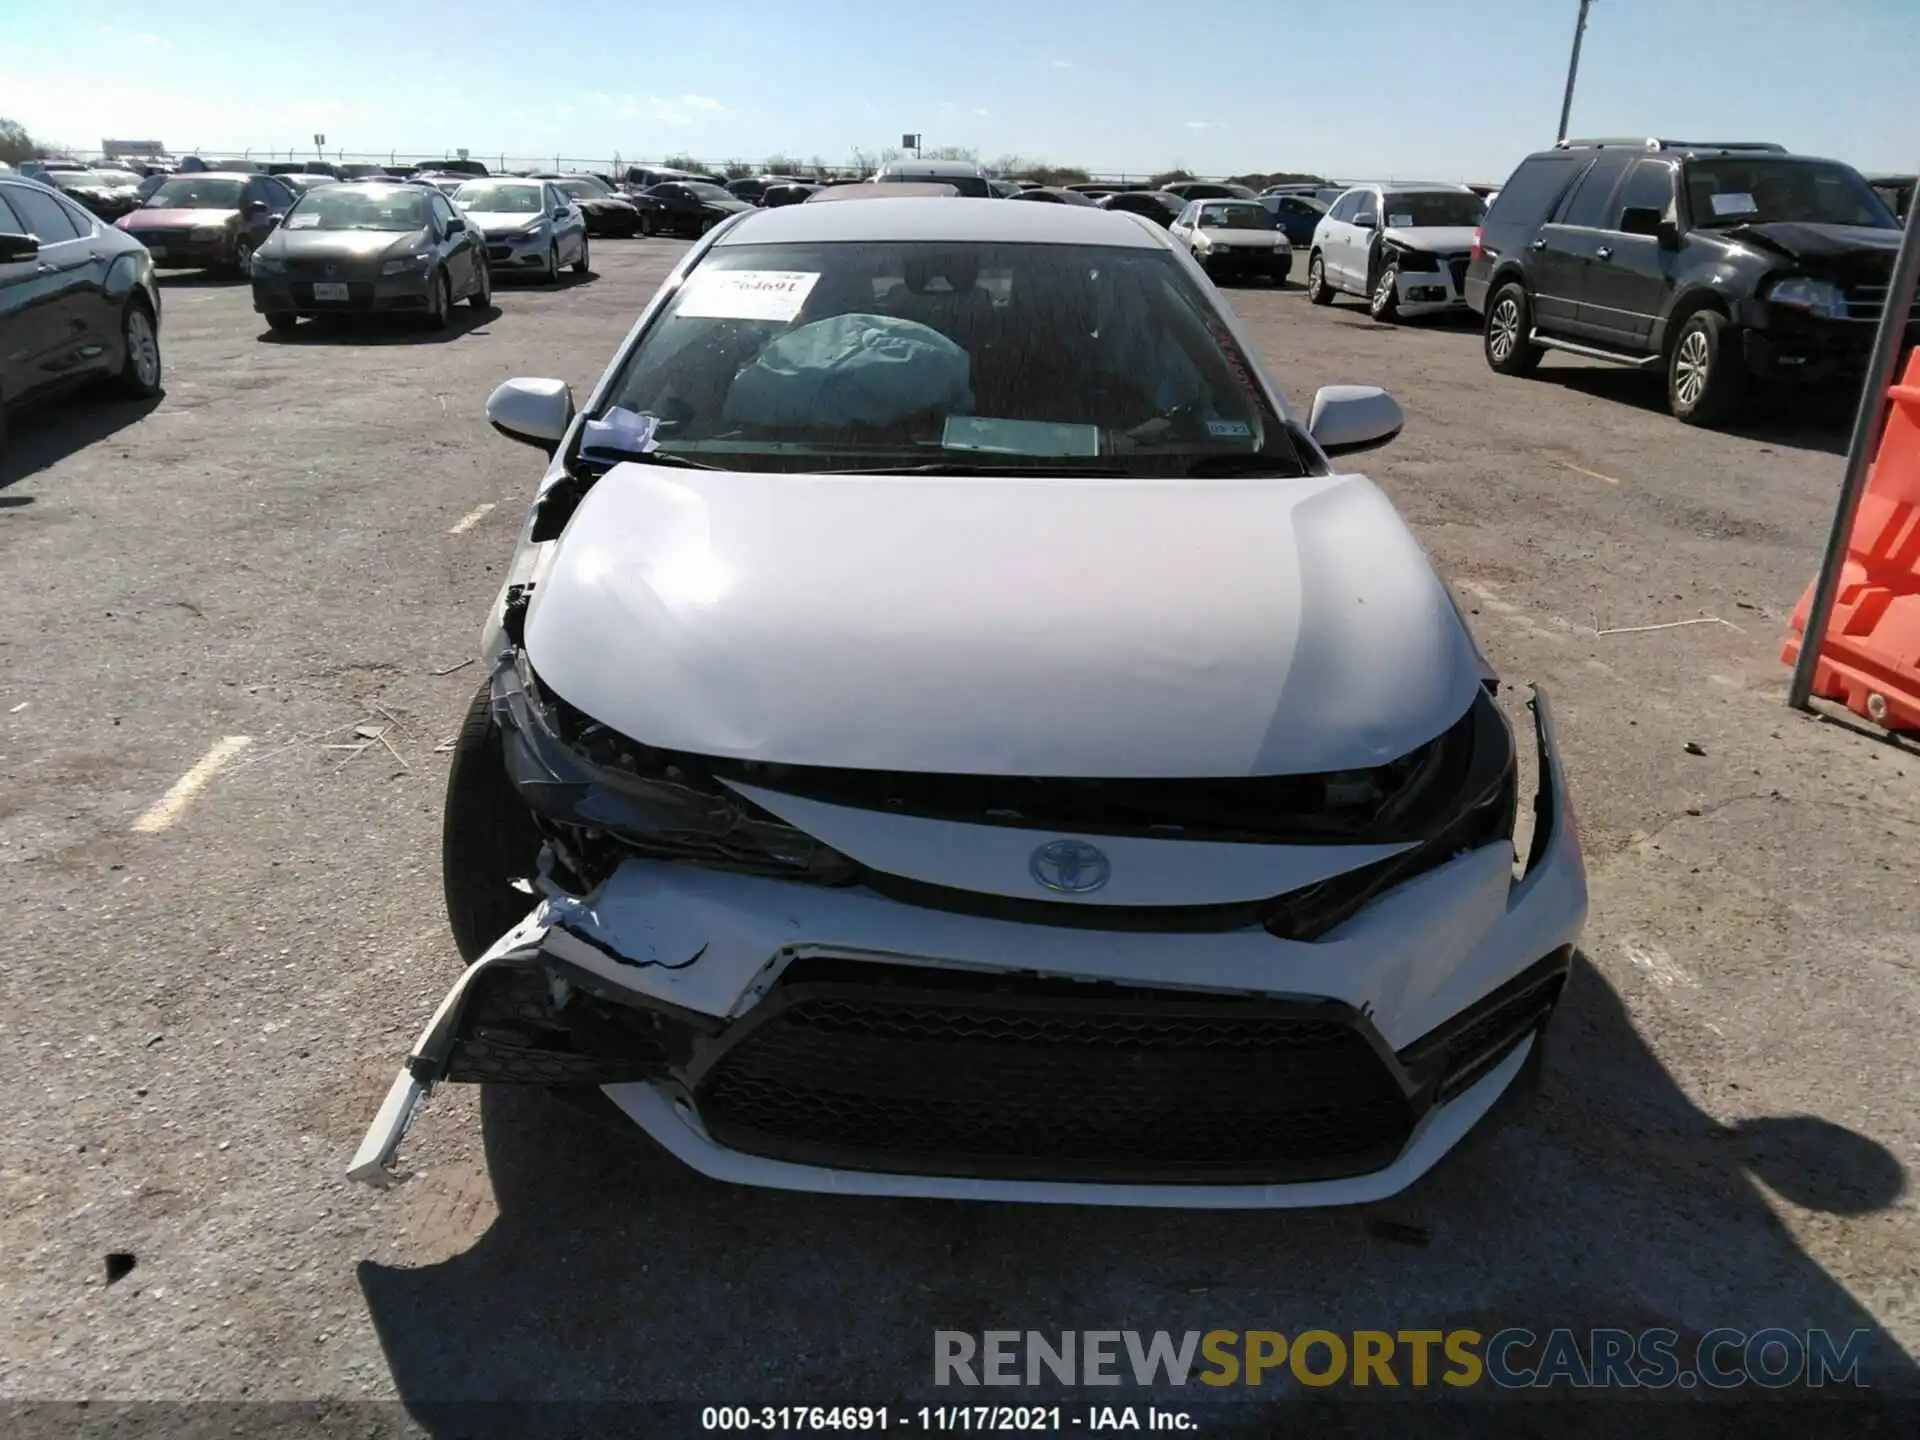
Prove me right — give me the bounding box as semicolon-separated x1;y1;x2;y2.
550;176;644;236
1260;192;1327;245
631;181;749;237
1006;186;1099;206
0;175;164;450
249;181;491;331
759;182;819;208
115;172;299;275
47;167;146;220
1098;190;1184;227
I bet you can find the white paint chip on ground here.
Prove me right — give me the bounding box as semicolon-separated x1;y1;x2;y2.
1559;460;1621;485
1623;937;1698;992
448;503;496;536
132;736;253;834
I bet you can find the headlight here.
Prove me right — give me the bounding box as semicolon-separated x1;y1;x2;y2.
1768;276;1848;319
518;220;546;238
1193;235;1213;251
189;223;228;239
250;254;285;274
496;654;861;886
380;251;432;275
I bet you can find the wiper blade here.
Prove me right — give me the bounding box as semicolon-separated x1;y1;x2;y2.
578;448;721;470
825;461;1134;476
1176;454;1303;477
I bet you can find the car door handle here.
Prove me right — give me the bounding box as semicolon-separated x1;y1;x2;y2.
1529;238;1547;250
1595;246;1614;261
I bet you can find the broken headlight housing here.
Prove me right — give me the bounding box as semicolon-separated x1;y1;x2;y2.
493;653;861;885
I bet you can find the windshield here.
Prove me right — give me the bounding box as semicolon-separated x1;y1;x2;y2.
590;239;1300;477
558;178;611;198
1379;191;1486;228
678;182;735;203
1684;159;1896;229
455;181;543;213
146;177;245;209
283;185;427;232
1197;202;1276;230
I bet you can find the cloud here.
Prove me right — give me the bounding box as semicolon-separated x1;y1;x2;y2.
97;24;164;45
1050;58;1074;68
971;108;991;117
1184;120;1219;130
680;94;726;112
631;93;729;127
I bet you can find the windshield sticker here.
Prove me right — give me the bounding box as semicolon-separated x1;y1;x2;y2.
676;269;820;322
1387;212;1415;228
1206;419;1252;439
942;416;1102;457
1709;192;1758;217
580;407;660;457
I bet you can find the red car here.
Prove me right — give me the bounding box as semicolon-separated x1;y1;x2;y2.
115;172;298;275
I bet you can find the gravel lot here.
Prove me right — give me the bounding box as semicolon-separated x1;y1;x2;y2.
3;239;1916;1421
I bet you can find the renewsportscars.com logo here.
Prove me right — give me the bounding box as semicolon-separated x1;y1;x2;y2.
934;1329;1872;1390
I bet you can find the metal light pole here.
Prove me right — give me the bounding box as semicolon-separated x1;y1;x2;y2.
1787;183;1920;709
1556;0;1594;143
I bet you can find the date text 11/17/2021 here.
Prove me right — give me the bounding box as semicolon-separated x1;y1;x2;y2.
700;1405;1199;1432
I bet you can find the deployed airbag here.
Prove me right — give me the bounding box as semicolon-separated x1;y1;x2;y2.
723;313;973;428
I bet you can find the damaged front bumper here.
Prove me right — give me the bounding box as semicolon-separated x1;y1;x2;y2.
354;688;1586;1206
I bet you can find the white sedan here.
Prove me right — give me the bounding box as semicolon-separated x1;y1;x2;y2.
353;198;1587;1208
1169;197;1294;285
1307;183;1487;321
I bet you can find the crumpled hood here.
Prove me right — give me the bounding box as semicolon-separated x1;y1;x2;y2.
521;467;1486;778
1381;224;1479;253
1730;221;1902;270
121;208;237;230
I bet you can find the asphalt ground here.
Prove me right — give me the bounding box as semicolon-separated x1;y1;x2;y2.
2;240;1916;1425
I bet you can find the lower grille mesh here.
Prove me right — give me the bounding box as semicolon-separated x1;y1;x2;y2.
695;978;1415;1184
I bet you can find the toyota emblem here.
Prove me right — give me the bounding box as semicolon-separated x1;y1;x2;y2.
1029;839;1111;895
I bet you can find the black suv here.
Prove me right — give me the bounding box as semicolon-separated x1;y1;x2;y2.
1465;138;1910;426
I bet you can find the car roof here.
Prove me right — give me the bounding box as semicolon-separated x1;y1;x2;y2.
717;196;1165;248
877;159;987;177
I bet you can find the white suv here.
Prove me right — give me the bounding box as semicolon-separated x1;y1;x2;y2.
1306;183;1487;322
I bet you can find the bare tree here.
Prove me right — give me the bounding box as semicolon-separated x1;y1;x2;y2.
925;145;978;163
0;117;44;165
763;153;804;176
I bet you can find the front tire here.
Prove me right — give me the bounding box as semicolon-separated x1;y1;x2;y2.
113;299;163;397
231;238;255;279
1370;262;1401;322
470;258;492;310
442;678;545;964
1668;310;1746;426
572;236;590;275
1483;282;1544;376
1306;252;1333;305
264;310;299;333
422;269;451;330
542;242;560;285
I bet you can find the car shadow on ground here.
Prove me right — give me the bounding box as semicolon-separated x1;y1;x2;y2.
1;394;162;488
1538;368;1853;456
154;270;246;288
358;951;1914;1433
492;269;599;290
253;305;501;346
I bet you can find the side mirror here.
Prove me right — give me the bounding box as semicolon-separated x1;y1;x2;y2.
0;232;40;263
487;378;575;455
1307;385;1404;458
1352;212;1376;229
244;199;267;217
1656;218;1681;250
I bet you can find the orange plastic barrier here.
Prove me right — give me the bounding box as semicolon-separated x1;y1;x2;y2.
1781;348;1920;732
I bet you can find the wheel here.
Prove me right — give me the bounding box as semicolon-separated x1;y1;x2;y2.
1483;282;1544;376
1306;251;1333;305
469;258;492;310
112;299;163;398
572;236;590;275
639;212;653;237
442;678;545;964
1668;310;1746;426
422;268;451;330
542;242;560;285
264;310;299;333
1370;262;1401;322
231;238;255;279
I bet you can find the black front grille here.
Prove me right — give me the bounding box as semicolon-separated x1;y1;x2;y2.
488;244;513;262
294;280;376;305
693;966;1415;1183
1448;257;1470;294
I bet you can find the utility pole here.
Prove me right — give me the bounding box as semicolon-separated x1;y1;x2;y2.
1556;0;1594;143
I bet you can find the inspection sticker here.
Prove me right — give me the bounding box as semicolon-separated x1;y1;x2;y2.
676;269;820;322
1206;419;1252;438
1709;192;1757;217
1387;212;1415;228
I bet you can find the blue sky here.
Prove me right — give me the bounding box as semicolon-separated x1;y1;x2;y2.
5;0;1918;180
